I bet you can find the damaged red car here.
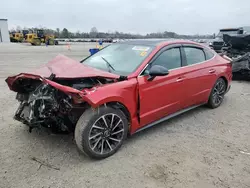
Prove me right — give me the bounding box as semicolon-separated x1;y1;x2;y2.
6;40;232;159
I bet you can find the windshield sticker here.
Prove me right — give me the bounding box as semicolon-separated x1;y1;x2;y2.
132;46;150;51
140;51;147;56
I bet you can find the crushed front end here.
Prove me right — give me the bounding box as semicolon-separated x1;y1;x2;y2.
5;55;120;133
14;81;78;133
6;74;116;133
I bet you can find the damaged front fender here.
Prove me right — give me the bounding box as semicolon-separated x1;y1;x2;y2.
80;78;140;133
6;73;139;133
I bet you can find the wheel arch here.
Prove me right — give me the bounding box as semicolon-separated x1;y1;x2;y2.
82;94;137;126
82;101;132;135
90;100;131;125
218;76;228;88
206;75;229;104
106;101;131;126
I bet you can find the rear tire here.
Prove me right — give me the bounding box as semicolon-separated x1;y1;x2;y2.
74;106;128;159
207;78;227;109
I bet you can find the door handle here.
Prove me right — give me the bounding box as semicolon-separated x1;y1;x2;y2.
209;69;216;73
176;77;184;82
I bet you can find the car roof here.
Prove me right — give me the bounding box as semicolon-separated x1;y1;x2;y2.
117;39;200;47
120;39;172;46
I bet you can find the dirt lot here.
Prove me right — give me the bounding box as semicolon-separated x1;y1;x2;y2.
0;42;250;188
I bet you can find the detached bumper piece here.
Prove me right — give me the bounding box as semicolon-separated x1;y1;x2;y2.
14;101;46;132
232;53;250;81
222;34;250;81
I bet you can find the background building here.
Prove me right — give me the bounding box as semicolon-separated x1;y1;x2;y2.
0;19;10;43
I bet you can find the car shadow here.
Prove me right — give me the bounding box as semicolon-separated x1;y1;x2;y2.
15;102;227;162
125;105;212;144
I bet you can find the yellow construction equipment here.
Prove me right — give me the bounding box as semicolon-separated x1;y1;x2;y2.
26;29;58;46
10;32;24;42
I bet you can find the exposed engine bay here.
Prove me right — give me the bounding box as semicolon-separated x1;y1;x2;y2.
13;77;114;133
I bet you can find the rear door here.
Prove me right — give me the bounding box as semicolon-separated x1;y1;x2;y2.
137;45;186;127
180;45;217;109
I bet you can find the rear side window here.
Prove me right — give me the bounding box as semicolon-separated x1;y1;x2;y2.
184;47;205;65
152;48;181;70
204;48;215;60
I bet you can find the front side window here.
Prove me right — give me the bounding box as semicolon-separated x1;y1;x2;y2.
151;48;181;70
184;47;205;65
81;43;154;76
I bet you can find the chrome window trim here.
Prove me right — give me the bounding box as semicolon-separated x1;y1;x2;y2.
138;46;216;77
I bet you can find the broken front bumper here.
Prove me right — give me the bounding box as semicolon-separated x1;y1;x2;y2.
14;101;47;131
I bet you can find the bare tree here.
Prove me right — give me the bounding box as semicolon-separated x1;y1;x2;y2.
90;27;98;33
55;28;60;37
10;27;16;32
61;28;69;38
76;30;81;38
16;26;22;32
90;27;98;38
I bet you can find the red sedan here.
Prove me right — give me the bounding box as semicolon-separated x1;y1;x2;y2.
6;40;232;159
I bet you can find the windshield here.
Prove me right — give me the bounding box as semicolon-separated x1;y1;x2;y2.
81;43;154;76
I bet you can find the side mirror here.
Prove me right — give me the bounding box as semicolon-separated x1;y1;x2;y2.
147;65;169;81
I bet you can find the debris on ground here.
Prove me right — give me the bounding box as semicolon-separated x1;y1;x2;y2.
240;151;250;156
30;156;60;171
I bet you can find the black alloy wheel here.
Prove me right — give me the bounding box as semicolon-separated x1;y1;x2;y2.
88;113;125;155
208;78;227;108
75;107;128;159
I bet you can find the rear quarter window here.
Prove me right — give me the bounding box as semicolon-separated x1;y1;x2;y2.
204;48;215;60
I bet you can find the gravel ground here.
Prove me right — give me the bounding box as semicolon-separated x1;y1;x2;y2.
0;42;250;188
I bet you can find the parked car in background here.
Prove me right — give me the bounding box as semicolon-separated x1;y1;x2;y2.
6;39;232;159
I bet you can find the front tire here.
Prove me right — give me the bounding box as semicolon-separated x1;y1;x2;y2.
207;78;227;109
74;106;128;159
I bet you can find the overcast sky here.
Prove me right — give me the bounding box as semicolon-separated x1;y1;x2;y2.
1;0;250;35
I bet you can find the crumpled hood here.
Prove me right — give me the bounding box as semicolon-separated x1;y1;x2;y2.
5;54;119;91
24;54;118;79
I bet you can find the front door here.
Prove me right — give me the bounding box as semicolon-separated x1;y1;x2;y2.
137;47;185;127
